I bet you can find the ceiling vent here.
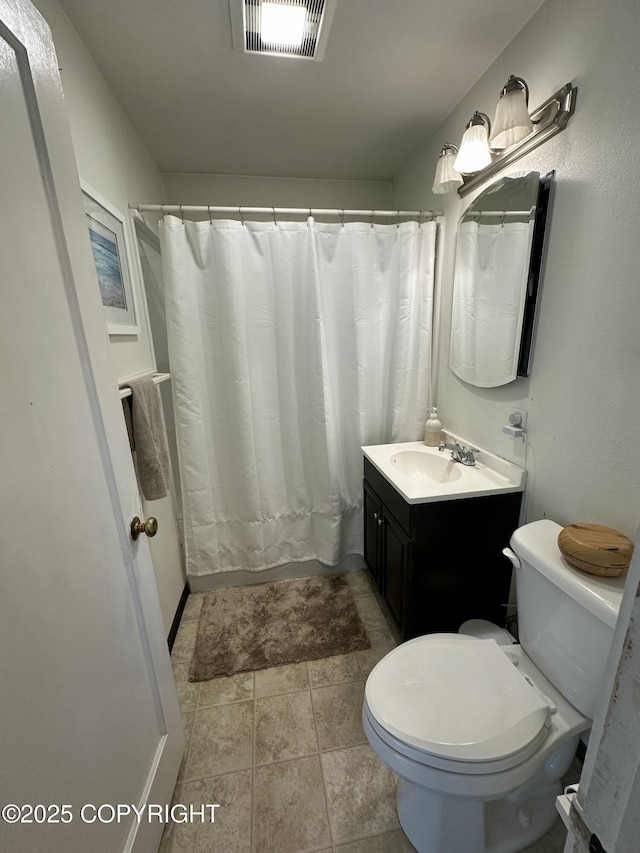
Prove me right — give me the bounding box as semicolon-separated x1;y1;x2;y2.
230;0;337;61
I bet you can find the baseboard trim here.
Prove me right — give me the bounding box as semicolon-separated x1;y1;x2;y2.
168;582;190;652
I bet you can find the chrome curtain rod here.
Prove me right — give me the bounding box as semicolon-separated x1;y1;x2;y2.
465;208;534;218
131;204;442;220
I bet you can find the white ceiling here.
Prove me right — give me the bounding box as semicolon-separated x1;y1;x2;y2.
56;0;545;181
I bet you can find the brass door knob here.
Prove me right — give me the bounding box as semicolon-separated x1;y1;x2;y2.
130;516;158;540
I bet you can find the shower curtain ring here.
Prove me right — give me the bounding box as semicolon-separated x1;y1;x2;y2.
239;207;245;226
272;207;277;225
208;205;213;224
341;209;345;228
370;210;375;228
180;204;185;224
396;211;400;229
417;211;422;226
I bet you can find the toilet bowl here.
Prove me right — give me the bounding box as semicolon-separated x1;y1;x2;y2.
363;635;587;853
363;519;625;853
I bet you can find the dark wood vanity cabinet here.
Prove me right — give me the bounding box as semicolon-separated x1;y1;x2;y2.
363;457;522;641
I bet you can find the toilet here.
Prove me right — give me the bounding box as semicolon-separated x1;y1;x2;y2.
363;519;626;853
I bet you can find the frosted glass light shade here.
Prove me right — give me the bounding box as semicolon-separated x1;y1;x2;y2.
490;88;534;150
454;125;492;174
432;149;463;194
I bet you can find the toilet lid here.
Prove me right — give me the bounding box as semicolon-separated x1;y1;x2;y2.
366;635;550;762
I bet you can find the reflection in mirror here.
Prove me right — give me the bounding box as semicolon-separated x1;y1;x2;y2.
449;170;553;387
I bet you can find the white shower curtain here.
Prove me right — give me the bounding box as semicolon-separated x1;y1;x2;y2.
161;216;435;576
450;220;533;387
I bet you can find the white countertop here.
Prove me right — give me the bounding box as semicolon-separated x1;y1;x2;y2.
362;434;526;504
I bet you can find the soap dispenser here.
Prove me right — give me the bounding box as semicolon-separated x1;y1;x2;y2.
424;407;442;446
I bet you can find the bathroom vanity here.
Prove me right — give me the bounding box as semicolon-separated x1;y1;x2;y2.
362;439;525;641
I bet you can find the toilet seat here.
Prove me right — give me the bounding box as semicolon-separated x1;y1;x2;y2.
365;634;552;770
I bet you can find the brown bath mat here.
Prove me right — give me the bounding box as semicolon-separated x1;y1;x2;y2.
189;573;370;681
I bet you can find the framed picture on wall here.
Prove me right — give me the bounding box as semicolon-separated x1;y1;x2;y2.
81;181;139;336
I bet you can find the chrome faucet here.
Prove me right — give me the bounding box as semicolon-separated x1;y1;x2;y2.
438;440;478;466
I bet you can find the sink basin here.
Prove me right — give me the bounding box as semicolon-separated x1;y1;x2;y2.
362;436;525;504
391;450;462;484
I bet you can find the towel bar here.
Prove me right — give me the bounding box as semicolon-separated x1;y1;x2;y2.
119;372;171;399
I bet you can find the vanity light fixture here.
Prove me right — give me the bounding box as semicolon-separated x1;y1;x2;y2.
489;75;534;150
453;112;492;174
432;80;577;197
432;144;463;194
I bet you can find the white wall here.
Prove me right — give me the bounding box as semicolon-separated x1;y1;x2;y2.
393;0;640;537
162;172;392;211
33;0;161;383
33;0;185;633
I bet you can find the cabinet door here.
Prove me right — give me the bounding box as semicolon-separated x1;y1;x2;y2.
363;479;382;587
382;510;411;631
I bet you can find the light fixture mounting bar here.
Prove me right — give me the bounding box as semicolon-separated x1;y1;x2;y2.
459;82;577;197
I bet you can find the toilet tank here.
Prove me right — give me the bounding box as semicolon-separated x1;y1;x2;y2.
510;519;626;719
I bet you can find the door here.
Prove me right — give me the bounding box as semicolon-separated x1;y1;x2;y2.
363;479;381;588
0;2;183;851
561;523;640;853
132;218;186;635
382;510;410;632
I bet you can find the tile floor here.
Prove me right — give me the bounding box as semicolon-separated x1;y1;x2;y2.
162;570;578;853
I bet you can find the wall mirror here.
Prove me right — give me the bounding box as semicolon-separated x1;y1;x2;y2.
449;170;553;387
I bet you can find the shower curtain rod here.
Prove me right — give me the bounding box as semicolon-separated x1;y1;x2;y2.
465;207;535;218
131;204;442;220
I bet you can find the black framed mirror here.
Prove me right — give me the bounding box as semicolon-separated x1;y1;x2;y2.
449;170;554;387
